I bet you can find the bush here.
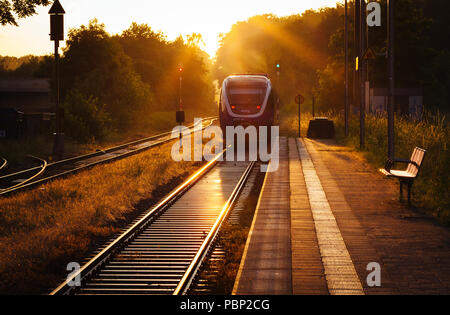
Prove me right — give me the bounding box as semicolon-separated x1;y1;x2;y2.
63;89;111;142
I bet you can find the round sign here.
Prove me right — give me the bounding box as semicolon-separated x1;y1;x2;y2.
295;94;305;105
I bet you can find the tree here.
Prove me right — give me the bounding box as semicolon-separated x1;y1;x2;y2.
214;9;344;110
61;19;151;129
117;23;215;115
0;0;50;26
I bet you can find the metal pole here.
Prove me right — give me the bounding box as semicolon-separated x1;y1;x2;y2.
52;39;64;159
312;95;315;118
359;0;366;149
387;0;395;159
55;40;60;133
276;71;280;121
179;75;182;111
345;0;349;136
298;102;301;138
354;0;360;125
179;75;182;144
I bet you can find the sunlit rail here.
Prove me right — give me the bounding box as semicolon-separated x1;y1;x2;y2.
0;117;217;197
50;149;254;295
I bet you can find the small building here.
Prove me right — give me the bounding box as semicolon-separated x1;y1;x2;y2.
0;78;52;113
369;88;423;118
0;79;54;137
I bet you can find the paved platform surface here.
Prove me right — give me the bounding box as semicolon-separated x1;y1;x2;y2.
233;137;450;295
304;138;450;295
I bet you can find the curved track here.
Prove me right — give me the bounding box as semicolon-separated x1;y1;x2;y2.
0;156;47;194
0;117;217;196
50;153;255;295
0;158;7;171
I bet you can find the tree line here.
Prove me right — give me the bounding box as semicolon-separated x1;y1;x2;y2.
214;0;450;116
1;20;215;141
2;0;448;142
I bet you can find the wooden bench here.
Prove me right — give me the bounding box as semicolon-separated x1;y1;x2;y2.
379;147;427;205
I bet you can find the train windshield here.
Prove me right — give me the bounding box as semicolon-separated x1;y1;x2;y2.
226;80;267;107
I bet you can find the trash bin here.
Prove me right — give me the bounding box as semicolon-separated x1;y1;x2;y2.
307;117;335;139
0;108;24;139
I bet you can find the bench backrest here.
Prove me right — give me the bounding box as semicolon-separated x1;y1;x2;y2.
407;147;426;177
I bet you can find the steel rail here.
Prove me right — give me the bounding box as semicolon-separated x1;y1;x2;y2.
0;156;47;193
0;117;217;197
0;158;6;171
0;117;215;181
173;160;255;295
50;148;226;295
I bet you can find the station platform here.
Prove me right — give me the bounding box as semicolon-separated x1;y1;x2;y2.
233;137;450;295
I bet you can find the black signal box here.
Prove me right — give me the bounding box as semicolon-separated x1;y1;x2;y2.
50;14;64;41
176;111;185;124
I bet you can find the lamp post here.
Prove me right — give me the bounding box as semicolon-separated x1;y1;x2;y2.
276;63;280;121
176;65;185;125
49;0;65;160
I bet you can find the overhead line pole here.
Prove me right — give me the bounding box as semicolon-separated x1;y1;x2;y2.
353;0;360;135
344;0;349;136
387;0;395;159
359;0;366;149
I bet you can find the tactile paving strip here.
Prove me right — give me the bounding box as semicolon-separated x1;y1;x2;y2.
296;138;364;295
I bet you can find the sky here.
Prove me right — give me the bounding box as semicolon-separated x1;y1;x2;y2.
0;0;340;58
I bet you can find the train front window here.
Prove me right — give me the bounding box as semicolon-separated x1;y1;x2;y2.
228;88;266;106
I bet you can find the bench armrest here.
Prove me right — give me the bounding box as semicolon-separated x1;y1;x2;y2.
393;159;419;168
383;158;419;172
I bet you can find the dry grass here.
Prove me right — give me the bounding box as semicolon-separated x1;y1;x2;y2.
0;140;204;294
332;112;449;224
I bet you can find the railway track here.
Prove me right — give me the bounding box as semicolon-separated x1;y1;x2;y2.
0;157;7;171
0;117;216;196
50;152;255;295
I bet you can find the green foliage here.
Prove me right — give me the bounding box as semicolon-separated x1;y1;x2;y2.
117;23;215;116
214;9;344;109
214;1;449;113
0;0;50;26
56;20;215;142
333;112;449;224
0;55;49;78
62;89;111;141
316;60;344;112
316;0;449;113
61;20;152;131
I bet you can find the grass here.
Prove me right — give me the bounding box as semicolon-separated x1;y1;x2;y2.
280;106;450;225
333;111;449;225
0;139;205;294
